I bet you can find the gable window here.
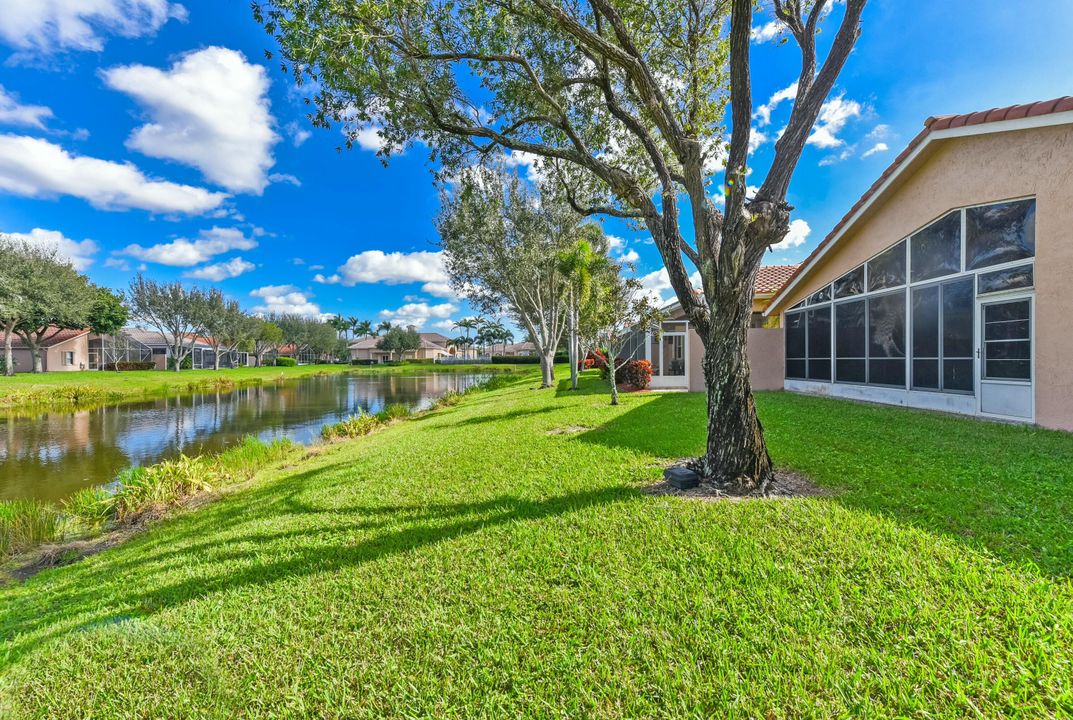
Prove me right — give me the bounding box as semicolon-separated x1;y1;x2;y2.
966;199;1035;270
910;210;961;282
834;266;864;298
978;264;1033;294
867;240;906;291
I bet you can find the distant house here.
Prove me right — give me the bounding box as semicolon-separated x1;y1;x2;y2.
349;331;454;363
0;328;91;373
499;342;536;357
120;328;252;369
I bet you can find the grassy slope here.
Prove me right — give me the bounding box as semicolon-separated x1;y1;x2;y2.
0;363;508;412
2;370;1072;717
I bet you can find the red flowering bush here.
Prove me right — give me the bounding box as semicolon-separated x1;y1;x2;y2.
585;350;608;370
597;357;653;390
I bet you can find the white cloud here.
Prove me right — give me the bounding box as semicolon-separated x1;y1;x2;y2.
0;134;226;214
334;250;448;287
770;218;811;251
104;257;130;271
606;235;626;251
748;129;768;153
500;150;545;183
285;121;311;147
751;20;782;43
618;249;640;264
421;281;456;298
183;256;255;281
354;126;387;152
378;301;459;330
313;273;341;284
249;284;323;318
103;47;278;193
0;0;186;54
0;86;52;128
4;227;97;270
268;172;301;187
861;142;889;159
807;95;862;148
754;83;798;127
121;226;256;267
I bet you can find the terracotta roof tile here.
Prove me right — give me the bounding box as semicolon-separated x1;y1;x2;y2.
754;264;800;295
0;327;89;348
767;96;1073;314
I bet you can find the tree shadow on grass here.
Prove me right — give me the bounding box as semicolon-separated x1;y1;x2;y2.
0;469;631;667
576;390;1073;578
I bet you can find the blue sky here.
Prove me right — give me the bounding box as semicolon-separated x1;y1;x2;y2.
0;1;1071;332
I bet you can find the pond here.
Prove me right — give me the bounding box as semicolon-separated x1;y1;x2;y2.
0;372;491;503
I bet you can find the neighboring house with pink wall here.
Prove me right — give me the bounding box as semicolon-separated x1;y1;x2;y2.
765;96;1073;430
0;328;90;373
622;266;798;392
349;332;454;362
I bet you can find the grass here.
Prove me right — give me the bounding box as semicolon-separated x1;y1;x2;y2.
0;501;64;557
2;370;1073;716
0;363;510;414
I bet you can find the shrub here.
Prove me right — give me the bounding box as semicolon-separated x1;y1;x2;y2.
586;350;609;371
275;356;298;367
167;355;193;370
351;359;378;366
491;355;539;364
0;500;64;557
376;403;412;423
111;457;218;522
63;486;114;530
433;390;465;408
103;361;156;371
214;436;294;477
321;413;381;440
598;358;653;389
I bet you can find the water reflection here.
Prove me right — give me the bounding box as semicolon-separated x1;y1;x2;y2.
0;372;488;502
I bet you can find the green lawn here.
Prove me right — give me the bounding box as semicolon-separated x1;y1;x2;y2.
0;363;510;413
2;370;1072;717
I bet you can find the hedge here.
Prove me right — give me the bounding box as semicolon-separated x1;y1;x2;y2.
102;361;156;371
275;357;298;367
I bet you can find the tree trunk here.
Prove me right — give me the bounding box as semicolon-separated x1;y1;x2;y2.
3;322;14;376
609;371;619;406
28;341;42;373
698;288;775;492
214;350;221;370
568;289;579;391
538;350;555;388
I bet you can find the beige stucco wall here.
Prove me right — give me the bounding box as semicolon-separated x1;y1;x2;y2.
773;124;1073;430
661;311;783;393
7;335;89;373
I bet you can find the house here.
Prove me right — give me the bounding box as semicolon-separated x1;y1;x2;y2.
499;342;536;357
764;96;1073;430
121;328;252;369
0;328;90;373
348;331;454;363
623;265;799;391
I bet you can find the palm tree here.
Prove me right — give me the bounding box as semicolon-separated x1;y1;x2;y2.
354;319;373;340
376;320;393;336
558;234;610;390
451;318;478;359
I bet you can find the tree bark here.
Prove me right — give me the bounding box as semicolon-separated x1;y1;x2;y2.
697;263;775;491
539;350;555;388
3;321;14;376
609;372;619;406
28;341;42;373
568;288;579;391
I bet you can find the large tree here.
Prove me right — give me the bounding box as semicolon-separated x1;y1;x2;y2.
0;238;54;375
13;253;96;374
376;325;422;361
127;276;209;373
438;167;583;387
258;0;867;490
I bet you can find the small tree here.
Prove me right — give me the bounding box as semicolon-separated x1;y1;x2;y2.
253;319;285;366
88;287;131;369
353;319;373;341
584;274;664;406
558;227;612;390
127;275;209;373
439;167;580;387
204;296;258;369
376;326;421;361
